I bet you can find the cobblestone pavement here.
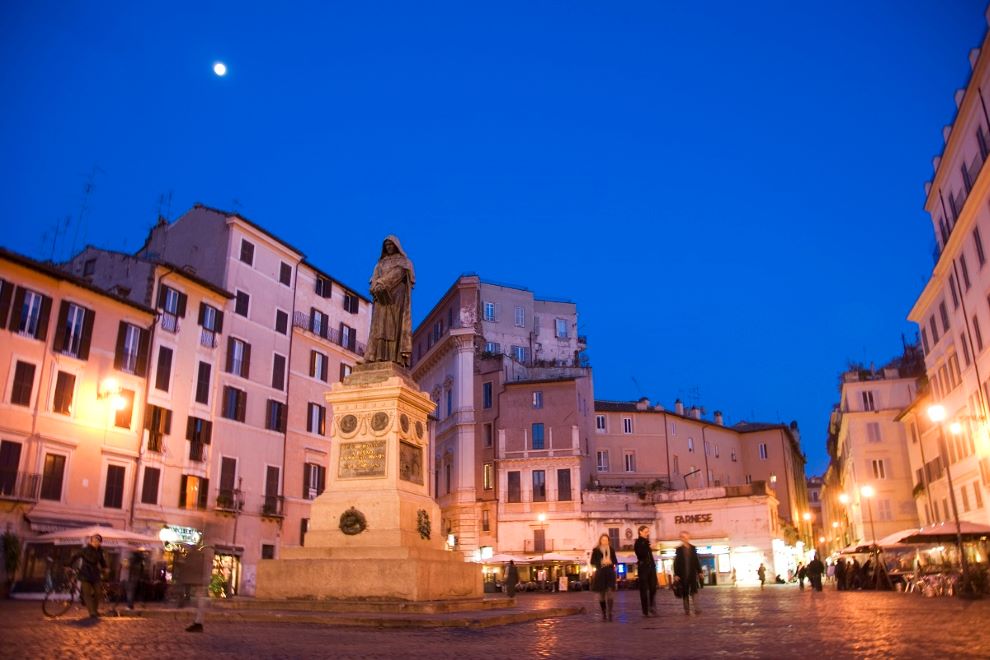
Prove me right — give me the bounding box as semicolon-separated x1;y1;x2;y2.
4;586;990;659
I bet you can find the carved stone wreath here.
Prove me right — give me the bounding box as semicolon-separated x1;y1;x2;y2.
339;507;368;535
417;509;431;540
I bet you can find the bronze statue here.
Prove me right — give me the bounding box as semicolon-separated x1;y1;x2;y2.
364;235;415;367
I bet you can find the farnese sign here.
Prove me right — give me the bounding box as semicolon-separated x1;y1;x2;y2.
674;513;713;524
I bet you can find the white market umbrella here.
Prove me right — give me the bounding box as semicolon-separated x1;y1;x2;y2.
37;525;159;549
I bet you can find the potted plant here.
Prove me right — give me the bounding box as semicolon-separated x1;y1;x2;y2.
1;531;21;598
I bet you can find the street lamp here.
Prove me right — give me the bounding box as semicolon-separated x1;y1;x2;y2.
860;485;878;544
927;404;972;591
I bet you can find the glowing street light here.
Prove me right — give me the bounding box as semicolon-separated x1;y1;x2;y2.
926;404;972;593
838;493;850;505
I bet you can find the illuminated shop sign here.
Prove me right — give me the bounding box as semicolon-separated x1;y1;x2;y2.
674;513;713;524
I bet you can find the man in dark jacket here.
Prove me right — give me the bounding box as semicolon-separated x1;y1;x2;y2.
673;531;702;615
806;553;825;592
634;525;659;616
72;534;107;618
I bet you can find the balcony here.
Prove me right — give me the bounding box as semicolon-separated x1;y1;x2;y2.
159;312;179;334
189;441;206;462
215;488;243;512
291;311;366;355
261;494;284;517
0;471;41;501
200;329;218;348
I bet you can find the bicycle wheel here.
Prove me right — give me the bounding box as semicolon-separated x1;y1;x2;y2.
42;582;75;618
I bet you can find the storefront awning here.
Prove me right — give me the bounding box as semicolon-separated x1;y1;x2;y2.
24;515;113;534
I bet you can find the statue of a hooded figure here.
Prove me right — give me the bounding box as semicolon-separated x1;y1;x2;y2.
364;235;415;367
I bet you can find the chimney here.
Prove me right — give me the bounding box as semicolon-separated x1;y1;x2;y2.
690;406;701;420
635;397;650;411
653;403;665;412
714;410;724;426
675;399;684;416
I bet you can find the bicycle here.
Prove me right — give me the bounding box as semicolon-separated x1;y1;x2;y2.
43;566;119;618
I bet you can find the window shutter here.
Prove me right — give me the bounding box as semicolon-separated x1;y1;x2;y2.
215;310;224;334
135;327;150;376
144;406;155;431
198;302;206;326
177;292;187;318
0;280;12;329
318;465;326;494
9;287;26;331
303;464;311;498
226;337;235;373
156;283;165;310
243;343;252;379
198;478;210;509
309;351;316;378
319;407;326;435
203;420;212;444
36;295;52;340
186;416;196;441
164;409;172;435
237;390;247;422
114;321;127;370
78;308;95;360
179;475;188;507
53;301;69;352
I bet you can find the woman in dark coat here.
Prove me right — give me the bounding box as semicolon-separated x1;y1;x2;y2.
590;533;618;621
673;531;702;615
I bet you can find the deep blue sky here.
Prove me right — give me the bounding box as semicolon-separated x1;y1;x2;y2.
1;1;986;475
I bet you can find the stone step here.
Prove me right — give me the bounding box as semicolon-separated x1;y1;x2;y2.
213;596;512;614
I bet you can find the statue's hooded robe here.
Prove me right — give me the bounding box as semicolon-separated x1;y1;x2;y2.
365;235;415;366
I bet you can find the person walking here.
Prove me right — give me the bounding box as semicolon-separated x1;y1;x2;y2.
673;531;702;615
71;534;107;618
806;553;825;592
757;563;767;590
797;563;807;590
633;525;658;617
835;558;846;590
590;533;618;622
125;550;145;609
506;560;520;598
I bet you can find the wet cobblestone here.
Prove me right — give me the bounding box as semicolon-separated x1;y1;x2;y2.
3;585;989;659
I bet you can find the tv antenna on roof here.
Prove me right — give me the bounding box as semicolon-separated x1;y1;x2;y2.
68;165;104;258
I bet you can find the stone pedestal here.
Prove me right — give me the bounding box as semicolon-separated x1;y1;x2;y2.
256;362;482;601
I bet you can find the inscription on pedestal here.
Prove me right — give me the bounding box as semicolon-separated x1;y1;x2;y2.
339;440;387;478
399;441;424;484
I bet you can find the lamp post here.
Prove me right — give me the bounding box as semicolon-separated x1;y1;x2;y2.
926;404;972;590
860;485;878;545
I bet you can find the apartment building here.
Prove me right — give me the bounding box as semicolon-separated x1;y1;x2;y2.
0;249;155;588
57;206;370;594
410;275;592;559
592;400;809;535
826;365;922;545
906;21;990;529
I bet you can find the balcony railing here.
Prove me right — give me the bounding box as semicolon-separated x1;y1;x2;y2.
189;441;206;462
159;312;179;333
200;329;218;348
261;494;285;517
524;539;555;553
291;311;366;355
0;471;41;501
215;488;243;512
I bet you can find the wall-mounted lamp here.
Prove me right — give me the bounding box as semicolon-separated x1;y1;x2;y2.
98;377;126;411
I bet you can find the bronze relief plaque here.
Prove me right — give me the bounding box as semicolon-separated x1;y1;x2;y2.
415;421;424;439
400;413;410;433
339;414;358;434
338;440;387;478
371;411;390;432
399;441;424;484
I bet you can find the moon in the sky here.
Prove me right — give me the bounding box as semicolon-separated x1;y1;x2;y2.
213;62;227;77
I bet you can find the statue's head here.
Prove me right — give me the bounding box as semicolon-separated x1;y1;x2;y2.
383;239;397;255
